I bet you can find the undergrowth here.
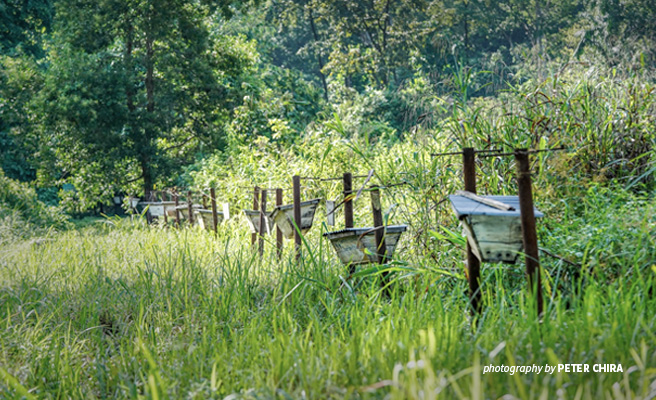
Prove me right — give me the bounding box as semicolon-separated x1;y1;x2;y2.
0;184;654;398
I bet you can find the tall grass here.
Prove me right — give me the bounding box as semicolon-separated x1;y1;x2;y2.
1;194;654;399
2;64;655;399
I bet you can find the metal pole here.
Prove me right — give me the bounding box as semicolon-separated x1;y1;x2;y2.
515;148;544;316
259;189;267;257
293;175;302;261
343;172;354;228
210;187;218;236
463;147;482;315
252;187;259;247
276;188;283;259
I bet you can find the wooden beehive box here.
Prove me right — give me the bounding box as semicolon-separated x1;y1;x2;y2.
323;225;407;266
270;198;321;239
449;195;544;264
140;201;177;218
243;210;274;234
175;204;202;220
129;197;141;209
194;209;226;230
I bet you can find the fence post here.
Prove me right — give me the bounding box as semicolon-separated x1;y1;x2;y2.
293;175;302;261
210;187;218;236
259;189;267;257
515;148;543;316
463;147;482;315
174;191;180;228
370;185;390;292
343;172;353;228
187;190;194;226
276;188;283;259
252;186;260;247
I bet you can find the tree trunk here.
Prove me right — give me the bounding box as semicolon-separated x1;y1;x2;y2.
146;35;154;113
308;7;329;101
142;32;155;197
125;21;135;113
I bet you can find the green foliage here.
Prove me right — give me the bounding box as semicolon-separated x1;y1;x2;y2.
0;0;53;57
30;0;260;209
0;170;69;241
0;54;43;182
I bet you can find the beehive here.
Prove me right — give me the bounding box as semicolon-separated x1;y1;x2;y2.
323;225;407;266
270;198;321;239
449;195;544;263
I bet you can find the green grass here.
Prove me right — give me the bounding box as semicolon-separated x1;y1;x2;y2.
1;64;655;399
1;189;654;399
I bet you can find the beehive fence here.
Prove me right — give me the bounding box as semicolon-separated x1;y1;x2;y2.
130;145;566;317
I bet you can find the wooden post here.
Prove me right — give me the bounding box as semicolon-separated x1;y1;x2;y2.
370;186;386;264
145;196;153;224
326;201;335;226
515;148;544;316
259;189;267;257
343;172;354;228
163;206;168;227
371;185;390;292
210;187;218;236
293;175;302;261
252;187;260;247
174;192;180;228
187;190;194;226
276;188;283;259
463;147;482;315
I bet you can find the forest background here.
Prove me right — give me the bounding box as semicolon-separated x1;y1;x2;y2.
1;0;655;398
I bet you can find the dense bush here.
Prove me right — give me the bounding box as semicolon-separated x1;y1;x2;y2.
0;170;70;240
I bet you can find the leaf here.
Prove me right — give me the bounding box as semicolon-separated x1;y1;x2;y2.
429;225;466;247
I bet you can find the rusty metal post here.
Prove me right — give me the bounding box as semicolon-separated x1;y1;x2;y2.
187;190;194;226
276;188;283;259
252;187;260;247
293;175;302;261
174;192;180;228
259;189;267;257
463;147;482;315
515;148;544;316
343;173;354;228
210;187;218;236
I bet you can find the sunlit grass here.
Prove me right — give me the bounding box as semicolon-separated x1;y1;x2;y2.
1;190;654;399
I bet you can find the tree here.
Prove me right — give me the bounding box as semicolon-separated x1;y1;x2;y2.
38;0;255;206
0;0;53;57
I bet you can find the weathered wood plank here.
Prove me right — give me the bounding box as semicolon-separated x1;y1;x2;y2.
455;190;515;211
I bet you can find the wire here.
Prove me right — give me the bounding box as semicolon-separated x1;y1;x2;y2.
299;174;370;182
431;148;502;157
478;146;568;158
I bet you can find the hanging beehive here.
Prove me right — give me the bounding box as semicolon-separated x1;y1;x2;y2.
129;197;141;210
270;198;321;239
323;225;407;266
449;193;543;264
175;204;202;220
243;210;274;234
193;209;222;230
139;201;177;218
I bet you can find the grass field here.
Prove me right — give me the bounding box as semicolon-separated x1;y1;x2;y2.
1;188;655;399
